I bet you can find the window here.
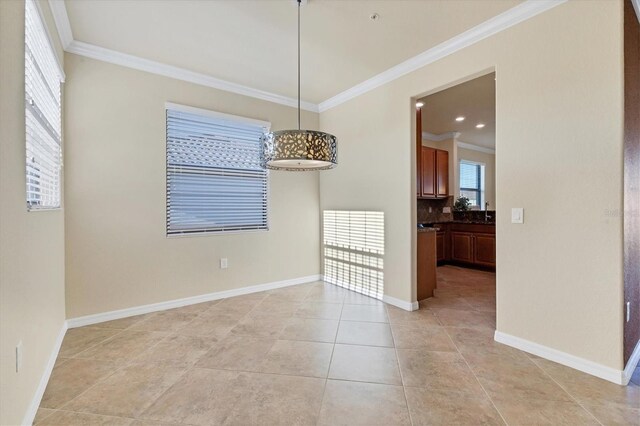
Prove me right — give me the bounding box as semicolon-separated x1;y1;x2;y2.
323;210;384;300
166;103;270;235
25;0;64;210
459;160;485;208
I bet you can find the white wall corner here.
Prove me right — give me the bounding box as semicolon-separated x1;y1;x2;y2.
494;330;626;385
383;295;418;312
66;275;321;329
457;140;496;155
47;0;73;50
623;339;640;385
22;321;68;426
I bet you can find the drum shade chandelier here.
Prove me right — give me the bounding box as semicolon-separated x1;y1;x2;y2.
263;0;337;171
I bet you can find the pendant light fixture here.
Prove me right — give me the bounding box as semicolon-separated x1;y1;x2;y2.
263;0;337;171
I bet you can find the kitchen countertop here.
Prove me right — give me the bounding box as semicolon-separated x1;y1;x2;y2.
417;227;439;233
420;221;495;226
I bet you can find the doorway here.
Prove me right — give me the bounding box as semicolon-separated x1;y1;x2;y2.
413;71;497;328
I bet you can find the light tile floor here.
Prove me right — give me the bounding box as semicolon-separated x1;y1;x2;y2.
36;266;640;425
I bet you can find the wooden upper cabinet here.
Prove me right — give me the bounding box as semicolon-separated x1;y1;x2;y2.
436;150;449;197
421;147;436;198
418;146;448;199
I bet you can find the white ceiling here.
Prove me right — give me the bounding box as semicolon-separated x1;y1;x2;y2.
63;0;521;104
420;72;496;149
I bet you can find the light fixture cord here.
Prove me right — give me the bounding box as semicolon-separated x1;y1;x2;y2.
297;0;301;130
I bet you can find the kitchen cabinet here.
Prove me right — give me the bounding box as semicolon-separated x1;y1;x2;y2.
417;230;437;300
421;147;436;197
451;232;474;263
474;233;496;267
434;223;495;269
418;147;448;199
436;230;447;262
436;149;449;197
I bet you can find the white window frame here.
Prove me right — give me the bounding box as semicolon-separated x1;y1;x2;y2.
25;0;65;212
459;159;486;209
165;102;271;237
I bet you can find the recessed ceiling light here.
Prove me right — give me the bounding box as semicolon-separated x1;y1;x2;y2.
476;123;485;129
369;12;380;21
455;116;465;122
415;102;424;108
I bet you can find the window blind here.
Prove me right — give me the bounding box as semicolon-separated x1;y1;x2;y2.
323;210;384;300
25;0;63;210
166;107;269;235
459;161;483;206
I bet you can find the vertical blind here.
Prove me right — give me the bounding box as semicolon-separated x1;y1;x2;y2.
323;210;384;300
166;107;269;235
25;0;63;210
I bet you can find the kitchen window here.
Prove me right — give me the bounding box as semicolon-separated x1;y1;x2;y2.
25;0;64;210
166;103;270;235
459;160;485;207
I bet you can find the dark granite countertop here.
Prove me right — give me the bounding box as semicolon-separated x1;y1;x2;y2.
417;227;439;233
418;221;495;227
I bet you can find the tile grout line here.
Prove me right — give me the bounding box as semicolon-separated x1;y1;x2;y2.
441;318;510;425
37;408;138;425
385;303;415;426
528;359;605;426
313;294;345;424
54;329;185;418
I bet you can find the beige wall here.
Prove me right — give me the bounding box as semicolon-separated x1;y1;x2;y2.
320;0;624;369
64;54;321;318
0;1;67;424
458;147;496;209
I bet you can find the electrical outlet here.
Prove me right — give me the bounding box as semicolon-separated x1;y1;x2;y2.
627;302;630;323
443;207;451;214
428;207;432;213
16;341;22;373
220;258;228;269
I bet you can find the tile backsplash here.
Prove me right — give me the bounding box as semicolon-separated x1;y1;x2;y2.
418;197;496;223
417;197;453;223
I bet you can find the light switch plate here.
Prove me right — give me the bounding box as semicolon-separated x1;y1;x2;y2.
511;208;524;224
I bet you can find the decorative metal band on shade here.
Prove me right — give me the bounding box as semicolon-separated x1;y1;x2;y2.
263;130;337;171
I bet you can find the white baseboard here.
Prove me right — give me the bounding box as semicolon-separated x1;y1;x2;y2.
320;275;416;312
623;339;640;385
67;274;321;329
495;330;626;385
22;321;68;426
383;295;419;312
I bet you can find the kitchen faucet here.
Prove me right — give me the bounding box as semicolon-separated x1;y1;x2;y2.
485;202;490;221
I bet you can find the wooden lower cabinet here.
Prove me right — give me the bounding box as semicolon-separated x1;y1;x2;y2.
435;223;495;269
417;231;437;300
436;231;446;262
474;233;496;267
451;232;474;263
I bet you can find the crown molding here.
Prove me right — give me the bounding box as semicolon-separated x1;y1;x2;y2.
48;0;565;114
457;140;496;155
66;40;319;112
422;131;460;142
48;1;318;113
318;0;567;112
48;0;73;49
